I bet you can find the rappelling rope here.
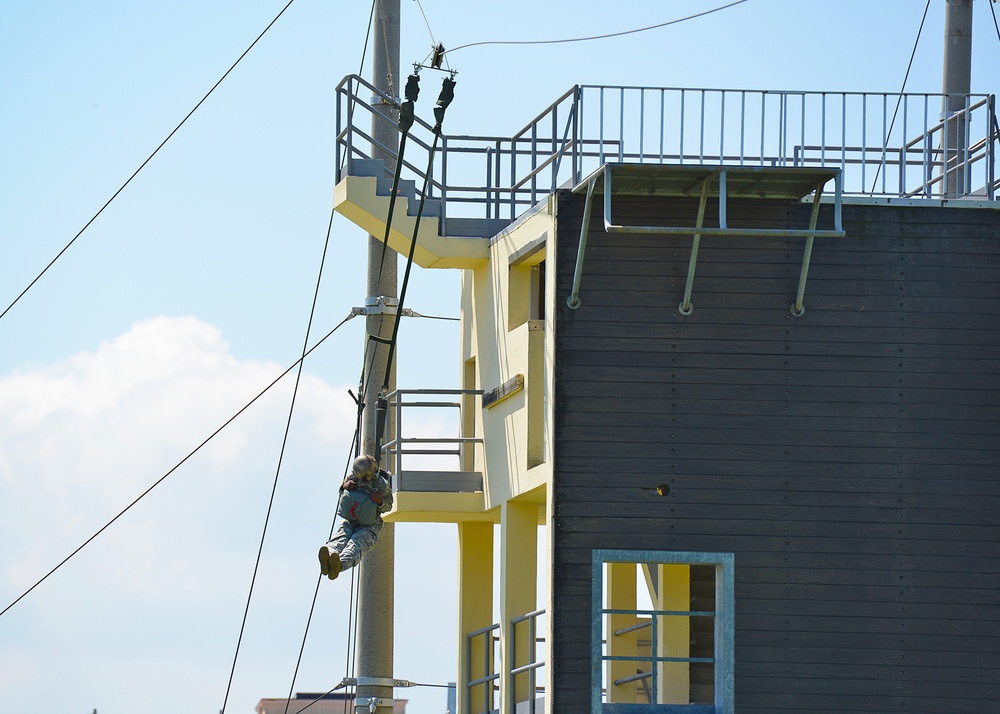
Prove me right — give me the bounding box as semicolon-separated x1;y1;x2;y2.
285;74;455;714
278;43;452;714
346;71;456;459
280;75;459;713
374;72;421;290
349;72;423;444
373;74;456;456
349;305;389;463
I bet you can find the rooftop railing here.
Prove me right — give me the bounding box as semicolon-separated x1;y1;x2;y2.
335;75;998;228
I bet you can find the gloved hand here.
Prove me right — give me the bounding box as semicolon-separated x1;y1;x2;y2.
343;479;358;491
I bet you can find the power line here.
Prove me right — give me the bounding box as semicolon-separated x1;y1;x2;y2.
991;0;1000;48
411;311;458;321
356;0;378;80
868;0;932;195
221;192;337;714
413;0;437;48
0;311;354;621
444;0;748;55
281;575;327;714
281;436;362;714
412;0;452;73
0;0;298;324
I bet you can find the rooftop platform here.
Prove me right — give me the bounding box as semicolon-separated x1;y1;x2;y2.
334;75;998;246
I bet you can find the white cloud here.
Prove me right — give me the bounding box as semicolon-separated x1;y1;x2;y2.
0;316;461;714
0;317;352;587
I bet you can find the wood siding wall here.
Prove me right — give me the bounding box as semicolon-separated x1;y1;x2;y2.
551;191;1000;713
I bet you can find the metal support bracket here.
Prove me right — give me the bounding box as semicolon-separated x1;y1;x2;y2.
338;676;419;688
678;175;713;315
566;175;597;310
352;296;422;318
370;95;401;108
354;696;395;713
569;163;846;316
791;178;824;317
354;296;399;316
333;676;420;714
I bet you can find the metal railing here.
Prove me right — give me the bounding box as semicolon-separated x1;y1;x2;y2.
465;610;547;714
336;76;998;226
603;607;716;705
379;388;483;480
509;609;546;714
466;623;500;714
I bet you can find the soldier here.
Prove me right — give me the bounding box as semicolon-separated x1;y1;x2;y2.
318;454;393;580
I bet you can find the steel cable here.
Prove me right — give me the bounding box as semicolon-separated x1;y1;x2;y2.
444;0;748;55
868;0;932;196
1;0;299;324
221;183;338;713
0;311;354;621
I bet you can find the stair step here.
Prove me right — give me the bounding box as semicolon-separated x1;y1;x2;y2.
406;196;441;218
348;157;387;178
343;159;512;238
443;217;511;238
348;158;418;201
377;176;416;199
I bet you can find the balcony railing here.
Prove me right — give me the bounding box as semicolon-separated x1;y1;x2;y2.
466;622;499;714
510;609;546;714
465;610;546;714
379;388;483;493
336;75;998;229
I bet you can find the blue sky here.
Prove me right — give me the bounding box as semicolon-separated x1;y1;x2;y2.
2;2;998;713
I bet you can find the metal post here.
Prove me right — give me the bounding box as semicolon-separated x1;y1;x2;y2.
989;95;997;200
508;618;516;713
942;0;973;196
566;177;597;310
357;2;399;713
791;182;825;317
678;177;712;316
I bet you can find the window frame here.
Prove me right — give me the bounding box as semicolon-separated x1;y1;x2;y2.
590;549;735;714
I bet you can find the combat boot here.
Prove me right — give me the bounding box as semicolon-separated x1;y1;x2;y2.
318;544;342;580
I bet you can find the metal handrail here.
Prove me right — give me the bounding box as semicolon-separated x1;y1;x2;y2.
509;609;546;714
604;606;716;701
336;76;999;225
465;623;500;714
464;611;546;714
904;96;990;149
380;388;484;479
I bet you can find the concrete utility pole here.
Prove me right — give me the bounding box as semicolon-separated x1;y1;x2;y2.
357;1;399;713
941;0;973;196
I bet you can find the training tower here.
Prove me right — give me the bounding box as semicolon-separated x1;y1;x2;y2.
332;15;1000;714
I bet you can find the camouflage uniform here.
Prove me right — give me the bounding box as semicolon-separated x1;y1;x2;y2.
325;468;393;572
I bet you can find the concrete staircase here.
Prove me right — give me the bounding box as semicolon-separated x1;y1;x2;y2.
349;158;444;221
333;158;508;269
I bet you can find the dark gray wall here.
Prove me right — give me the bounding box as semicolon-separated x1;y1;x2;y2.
551;191;1000;713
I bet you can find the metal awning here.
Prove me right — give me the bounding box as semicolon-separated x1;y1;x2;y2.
566;163;847;316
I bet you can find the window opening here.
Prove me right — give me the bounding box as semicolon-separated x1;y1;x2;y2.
592;550;734;714
531;261;545;321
